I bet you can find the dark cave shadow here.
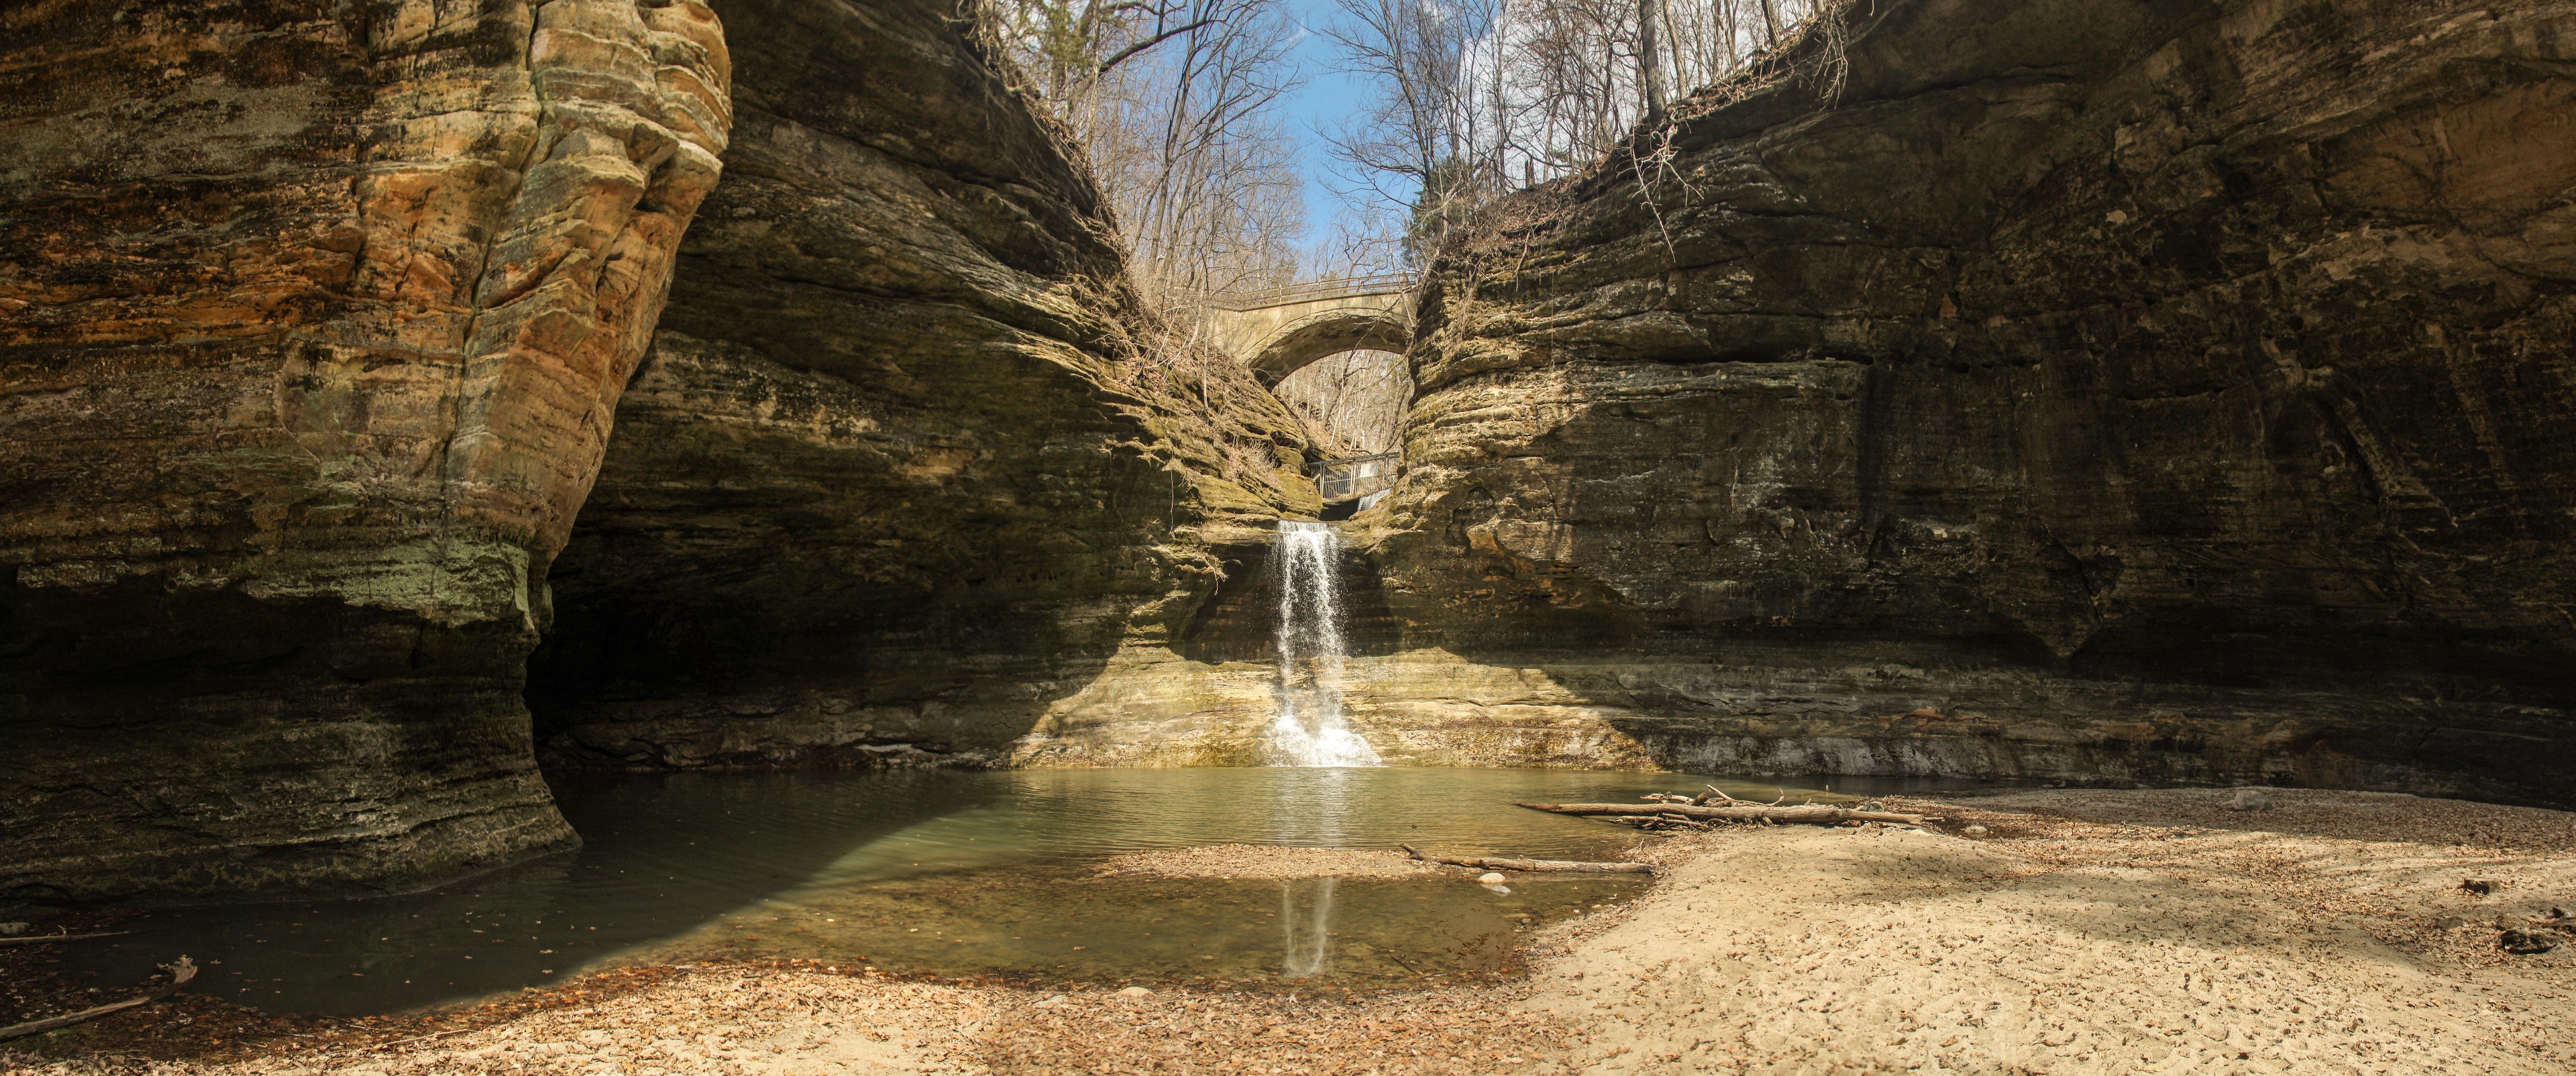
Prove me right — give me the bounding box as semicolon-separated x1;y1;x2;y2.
41;769;998;1017
1959;788;2576;852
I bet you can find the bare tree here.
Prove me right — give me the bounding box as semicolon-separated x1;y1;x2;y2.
1636;0;1666;127
1316;0;1501;266
1317;0;1836;264
997;0;1308;301
1274;349;1412;454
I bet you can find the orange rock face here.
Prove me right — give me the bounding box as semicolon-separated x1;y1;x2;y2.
1;1;731;900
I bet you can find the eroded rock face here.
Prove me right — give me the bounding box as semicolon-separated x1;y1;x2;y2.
1373;0;2576;802
523;0;1319;768
0;1;730;901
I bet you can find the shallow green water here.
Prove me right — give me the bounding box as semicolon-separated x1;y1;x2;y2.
54;767;1962;1015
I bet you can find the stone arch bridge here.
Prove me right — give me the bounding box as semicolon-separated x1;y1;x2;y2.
1192;274;1416;384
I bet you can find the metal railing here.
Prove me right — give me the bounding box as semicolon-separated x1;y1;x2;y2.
1309;451;1400;501
1177;273;1419;312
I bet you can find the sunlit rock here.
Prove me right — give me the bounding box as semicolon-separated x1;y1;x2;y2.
1;1;732;901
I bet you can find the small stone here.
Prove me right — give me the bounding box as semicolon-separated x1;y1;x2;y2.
1479;872;1508;885
2435;916;2467;930
1962;825;1989;838
1118;986;1153;998
2500;929;2557;955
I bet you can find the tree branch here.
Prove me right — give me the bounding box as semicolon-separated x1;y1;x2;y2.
1095;19;1222;75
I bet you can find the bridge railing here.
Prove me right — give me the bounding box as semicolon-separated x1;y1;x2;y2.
1175;272;1419;311
1308;451;1400;501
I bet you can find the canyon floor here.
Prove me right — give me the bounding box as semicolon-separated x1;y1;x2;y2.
7;788;2574;1075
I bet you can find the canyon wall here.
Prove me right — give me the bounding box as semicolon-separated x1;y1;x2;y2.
11;0;2571;913
1359;0;2576;802
0;1;731;901
521;0;1320;769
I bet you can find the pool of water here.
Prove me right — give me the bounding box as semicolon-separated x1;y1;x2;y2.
54;767;1965;1015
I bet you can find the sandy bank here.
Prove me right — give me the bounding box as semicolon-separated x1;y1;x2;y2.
8;789;2573;1075
1523;788;2576;1075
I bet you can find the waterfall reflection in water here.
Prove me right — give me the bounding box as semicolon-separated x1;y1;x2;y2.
1276;767;1347;977
1265;521;1382;767
1281;876;1337;978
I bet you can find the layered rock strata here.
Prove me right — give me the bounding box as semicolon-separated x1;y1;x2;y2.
1371;0;2576;802
0;1;731;901
523;0;1318;768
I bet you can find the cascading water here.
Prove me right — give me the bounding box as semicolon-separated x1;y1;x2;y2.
1263;521;1383;767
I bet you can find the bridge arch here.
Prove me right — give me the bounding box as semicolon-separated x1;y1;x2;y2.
1242;307;1410;384
1193;274;1417;384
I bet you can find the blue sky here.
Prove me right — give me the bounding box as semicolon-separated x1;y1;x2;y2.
1276;0;1383;258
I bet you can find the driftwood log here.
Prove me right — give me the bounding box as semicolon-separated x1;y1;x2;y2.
1401;845;1654;873
1610;814;1711;831
0;956;195;1042
1518;803;1938;826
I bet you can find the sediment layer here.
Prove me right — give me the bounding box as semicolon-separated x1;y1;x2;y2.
1;0;731;900
522;0;1319;769
1364;0;2576;802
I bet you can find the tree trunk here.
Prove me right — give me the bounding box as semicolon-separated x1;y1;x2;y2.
1637;0;1667;127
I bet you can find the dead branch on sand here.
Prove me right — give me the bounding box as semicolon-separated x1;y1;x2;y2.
0;956;195;1042
0;930;134;947
1518;802;1938;826
1401;845;1654;873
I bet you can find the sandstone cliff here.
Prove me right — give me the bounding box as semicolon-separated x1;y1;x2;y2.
1362;0;2576;802
521;0;1320;769
11;0;2572;911
1;1;731;901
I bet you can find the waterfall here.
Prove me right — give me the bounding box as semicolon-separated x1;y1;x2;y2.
1263;521;1383;767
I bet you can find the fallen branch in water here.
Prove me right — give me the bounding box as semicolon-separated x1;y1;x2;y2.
1400;845;1654;873
0;930;134;947
0;956;195;1042
1517;803;1938;826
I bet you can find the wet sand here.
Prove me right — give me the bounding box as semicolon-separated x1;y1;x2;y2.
1095;845;1450;879
8;788;2573;1075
